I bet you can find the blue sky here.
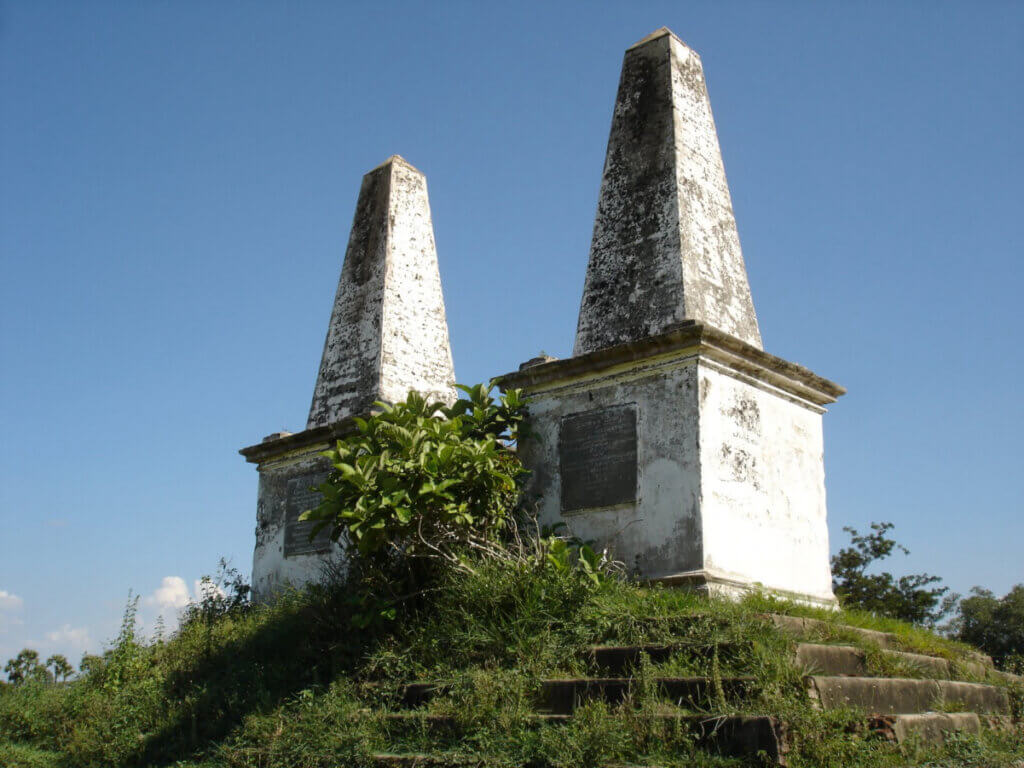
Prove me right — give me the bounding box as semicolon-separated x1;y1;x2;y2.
2;1;1022;666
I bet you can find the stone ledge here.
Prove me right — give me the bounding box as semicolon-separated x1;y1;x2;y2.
496;321;845;407
239;417;359;465
653;569;839;610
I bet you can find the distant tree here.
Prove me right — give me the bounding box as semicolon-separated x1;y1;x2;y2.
3;648;49;685
831;522;956;626
46;653;74;682
950;584;1024;673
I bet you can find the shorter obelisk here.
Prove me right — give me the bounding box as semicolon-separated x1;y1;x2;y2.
241;156;456;600
308;155;456;427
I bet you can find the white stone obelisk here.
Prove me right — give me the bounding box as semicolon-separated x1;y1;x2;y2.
575;28;762;354
501;29;843;608
243;155;456;600
308;155;456;427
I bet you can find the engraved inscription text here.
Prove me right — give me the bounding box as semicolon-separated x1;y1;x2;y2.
284;472;333;557
559;404;637;512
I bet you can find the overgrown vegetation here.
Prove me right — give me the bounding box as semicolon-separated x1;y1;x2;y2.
830;522;1024;673
2;391;1021;767
303;385;527;566
2;562;1021;768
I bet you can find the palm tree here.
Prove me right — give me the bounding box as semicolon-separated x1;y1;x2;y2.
46;653;73;683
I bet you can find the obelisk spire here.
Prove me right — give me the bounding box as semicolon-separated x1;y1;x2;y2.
307;155;456;428
574;28;762;355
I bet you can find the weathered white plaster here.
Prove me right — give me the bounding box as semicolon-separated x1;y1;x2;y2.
307;155;455;428
694;362;834;604
244;156;457;601
249;441;343;600
575;28;762;355
518;360;704;578
504;326;841;608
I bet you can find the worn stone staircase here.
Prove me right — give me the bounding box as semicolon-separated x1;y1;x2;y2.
770;614;1020;756
368;613;1023;766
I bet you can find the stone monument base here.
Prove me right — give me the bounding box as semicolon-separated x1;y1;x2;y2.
654;569;839;610
498;321;844;610
240;423;356;601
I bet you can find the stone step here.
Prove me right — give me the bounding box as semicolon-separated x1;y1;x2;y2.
766;613;994;670
587;642;739;673
372;757;662;768
371;755;477;767
397;676;755;713
795;643;951;678
998;669;1024;685
379;713;788;765
869;712;980;746
766;613;902;650
398;682;450;709
540;713;789;764
589;640;960;681
871;712;1024;748
806;676;1011;715
537;676;755;714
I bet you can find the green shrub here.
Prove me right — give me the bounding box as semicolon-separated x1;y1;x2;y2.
303;384;527;568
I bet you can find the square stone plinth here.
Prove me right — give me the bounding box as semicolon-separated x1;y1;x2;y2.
240;423;357;601
498;322;844;609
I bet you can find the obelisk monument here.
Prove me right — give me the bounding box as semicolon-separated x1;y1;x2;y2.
241;156;456;600
500;29;844;607
576;28;762;353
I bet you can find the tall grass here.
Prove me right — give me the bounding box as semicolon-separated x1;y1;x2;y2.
1;557;1021;768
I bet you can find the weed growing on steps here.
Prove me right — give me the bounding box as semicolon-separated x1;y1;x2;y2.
1;558;1022;768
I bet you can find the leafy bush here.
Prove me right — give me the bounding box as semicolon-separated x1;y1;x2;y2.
302;383;527;568
180;558;251;629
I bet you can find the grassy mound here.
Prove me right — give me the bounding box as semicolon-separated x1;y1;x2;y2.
1;559;1021;767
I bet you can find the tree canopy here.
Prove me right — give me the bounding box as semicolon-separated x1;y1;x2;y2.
831;522;955;626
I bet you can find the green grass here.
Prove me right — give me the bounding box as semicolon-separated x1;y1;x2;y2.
1;559;1021;768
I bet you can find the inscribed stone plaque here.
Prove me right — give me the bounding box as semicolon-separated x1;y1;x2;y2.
284;471;333;557
560;404;637;512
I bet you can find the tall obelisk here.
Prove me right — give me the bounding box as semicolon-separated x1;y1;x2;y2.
500;29;843;608
576;28;762;354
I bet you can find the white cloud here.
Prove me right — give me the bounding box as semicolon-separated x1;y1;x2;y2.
145;576;191;611
0;590;24;634
0;590;24;611
45;624;93;653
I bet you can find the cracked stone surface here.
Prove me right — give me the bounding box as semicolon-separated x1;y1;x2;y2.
575;28;762;355
307;155;456;429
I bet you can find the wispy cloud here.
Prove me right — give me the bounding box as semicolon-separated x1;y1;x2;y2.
0;590;24;611
45;624;93;653
0;590;24;634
